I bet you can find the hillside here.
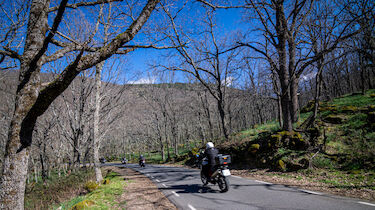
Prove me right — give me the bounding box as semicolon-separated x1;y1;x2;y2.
178;90;375;200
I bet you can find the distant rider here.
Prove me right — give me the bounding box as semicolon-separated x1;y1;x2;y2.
202;142;219;179
139;155;145;165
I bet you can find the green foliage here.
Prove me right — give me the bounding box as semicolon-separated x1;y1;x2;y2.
57;171;126;209
344;113;367;130
311;155;335;169
25;169;95;210
329;91;375;107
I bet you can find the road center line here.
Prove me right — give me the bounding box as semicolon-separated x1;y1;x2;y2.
232;175;241;178
358;201;375;207
188;204;197;210
172;191;180;197
255;180;272;185
151;176;154;178
155;179;160;182
162;184;167;187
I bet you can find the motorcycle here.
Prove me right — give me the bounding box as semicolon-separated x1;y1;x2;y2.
121;158;127;164
139;159;145;167
200;154;231;192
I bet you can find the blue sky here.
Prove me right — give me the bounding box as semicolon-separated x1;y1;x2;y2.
125;6;245;84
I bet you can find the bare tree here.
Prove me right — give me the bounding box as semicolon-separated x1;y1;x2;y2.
0;0;160;208
159;4;242;139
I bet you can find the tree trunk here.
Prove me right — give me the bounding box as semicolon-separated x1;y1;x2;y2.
276;2;292;132
277;95;283;128
290;76;299;123
93;63;104;183
217;99;228;139
0;0;49;208
160;137;165;161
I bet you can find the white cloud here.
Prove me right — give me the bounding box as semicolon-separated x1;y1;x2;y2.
222;76;235;86
128;77;156;84
301;72;317;81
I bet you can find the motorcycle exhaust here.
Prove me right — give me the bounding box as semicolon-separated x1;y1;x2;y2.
211;169;219;177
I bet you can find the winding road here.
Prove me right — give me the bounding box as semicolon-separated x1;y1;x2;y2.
114;163;375;210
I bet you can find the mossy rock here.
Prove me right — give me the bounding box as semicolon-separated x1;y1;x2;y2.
341;105;358;113
369;94;375;98
84;181;99;192
319;106;337;112
277;159;286;171
102;179;111;185
249;144;260;154
323;115;344;124
250;144;260;150
301;100;315;113
269;134;281;148
71;200;95;210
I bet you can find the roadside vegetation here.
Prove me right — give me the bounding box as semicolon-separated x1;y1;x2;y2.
25;169;96;209
169;90;375;200
55;170;127;209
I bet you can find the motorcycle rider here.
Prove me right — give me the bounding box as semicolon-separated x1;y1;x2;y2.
202;142;219;180
139;155;145;166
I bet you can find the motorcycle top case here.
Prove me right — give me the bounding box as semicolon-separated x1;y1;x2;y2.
216;154;231;165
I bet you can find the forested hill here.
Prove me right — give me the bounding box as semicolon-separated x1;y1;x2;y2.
0;70;278;168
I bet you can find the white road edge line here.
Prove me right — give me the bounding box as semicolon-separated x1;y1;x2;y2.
300;190;322;195
255;180;272;185
188;204;197;210
151;176;154;178
162;184;167;187
172;191;180;197
155;179;160;182
358;201;375;207
232;175;241;178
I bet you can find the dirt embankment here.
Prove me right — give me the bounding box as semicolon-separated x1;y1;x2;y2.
109;167;177;210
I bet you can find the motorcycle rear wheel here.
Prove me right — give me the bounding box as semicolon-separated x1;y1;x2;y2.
218;175;229;192
200;171;208;186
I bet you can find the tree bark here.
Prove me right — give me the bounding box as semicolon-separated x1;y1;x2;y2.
0;0;49;208
93;62;104;183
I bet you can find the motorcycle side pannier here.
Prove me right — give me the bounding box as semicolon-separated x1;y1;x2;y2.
216;154;231;165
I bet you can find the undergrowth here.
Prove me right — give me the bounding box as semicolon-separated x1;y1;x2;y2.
25;169;95;210
55;170;126;209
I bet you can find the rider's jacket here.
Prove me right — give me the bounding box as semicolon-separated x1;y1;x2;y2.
204;148;219;166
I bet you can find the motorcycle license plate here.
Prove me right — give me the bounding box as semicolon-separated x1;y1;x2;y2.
222;169;231;176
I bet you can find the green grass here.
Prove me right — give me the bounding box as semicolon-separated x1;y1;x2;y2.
25;169;95;210
329;90;375;107
344;113;367;130
55;171;127;209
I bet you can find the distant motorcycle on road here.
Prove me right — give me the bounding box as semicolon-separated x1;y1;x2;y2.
199;154;231;192
121;158;127;164
139;159;146;167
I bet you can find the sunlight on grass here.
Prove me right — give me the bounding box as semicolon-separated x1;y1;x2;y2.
55;171;127;210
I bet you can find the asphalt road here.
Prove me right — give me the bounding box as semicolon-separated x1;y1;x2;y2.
112;163;375;210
